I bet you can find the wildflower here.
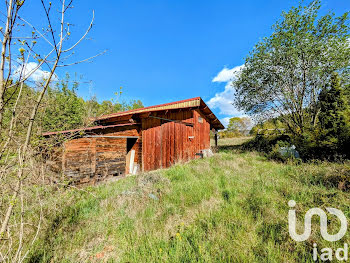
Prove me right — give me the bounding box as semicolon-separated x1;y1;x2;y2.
159;248;163;253
176;232;182;241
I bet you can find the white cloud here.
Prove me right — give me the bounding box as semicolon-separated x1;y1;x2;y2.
207;65;246;129
212;65;243;82
207;83;242;115
208;65;244;115
14;62;58;82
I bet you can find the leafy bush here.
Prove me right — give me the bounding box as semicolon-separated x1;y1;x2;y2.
242;134;291;153
241;135;304;162
218;130;242;138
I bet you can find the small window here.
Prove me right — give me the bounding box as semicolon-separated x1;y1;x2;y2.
198;117;203;123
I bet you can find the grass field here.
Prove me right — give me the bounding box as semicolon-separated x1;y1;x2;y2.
211;137;253;147
25;138;350;262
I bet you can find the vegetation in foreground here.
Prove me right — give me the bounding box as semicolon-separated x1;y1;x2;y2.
19;138;349;262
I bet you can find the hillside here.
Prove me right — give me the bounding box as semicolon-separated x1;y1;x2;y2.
26;138;350;263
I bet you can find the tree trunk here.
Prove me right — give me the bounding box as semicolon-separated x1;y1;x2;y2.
0;0;14;127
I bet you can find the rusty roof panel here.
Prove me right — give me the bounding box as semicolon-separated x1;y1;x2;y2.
43;97;224;136
95;97;224;129
96;97;201;121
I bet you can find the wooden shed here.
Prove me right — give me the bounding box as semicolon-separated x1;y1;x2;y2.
43;97;224;184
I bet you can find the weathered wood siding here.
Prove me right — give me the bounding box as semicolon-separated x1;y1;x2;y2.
62;126;142;184
95;137;126;177
142;109;211;171
106;127;142;169
45;98;222;184
193;109;211;151
63;137;126;184
52;109;212;181
63;138;96;179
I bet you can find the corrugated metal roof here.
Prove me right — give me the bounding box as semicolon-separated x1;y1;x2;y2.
95;97;224;129
96;97;201;121
43;97;224;136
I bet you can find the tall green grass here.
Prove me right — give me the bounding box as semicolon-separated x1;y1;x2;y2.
23;149;350;262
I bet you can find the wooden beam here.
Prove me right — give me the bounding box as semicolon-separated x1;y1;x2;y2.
214;131;218;147
149;115;194;127
85;135;139;139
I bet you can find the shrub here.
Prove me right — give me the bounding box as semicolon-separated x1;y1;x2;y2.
242;134;291;153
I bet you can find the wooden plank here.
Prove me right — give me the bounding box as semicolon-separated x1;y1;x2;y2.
162;122;167;168
195;110;200;155
170;120;175;165
129;149;135;173
138;131;143;171
175;122;179;163
168;112;172;166
153;118;157;170
144;119;150;171
206;120;210;148
85;135;139;139
188;117;192;160
166;122;170;167
161;123;164;168
184;112;189;161
150;118;155;170
194;110;197;156
159;122;163;168
91;138;96;174
149;115;193;127
155;119;161;169
179;111;183;162
141;120;145;172
147;119;151;171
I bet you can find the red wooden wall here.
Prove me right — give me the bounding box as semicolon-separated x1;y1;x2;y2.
58;109;211;182
141;109;211;171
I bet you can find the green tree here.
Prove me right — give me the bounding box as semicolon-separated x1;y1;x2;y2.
38;76;144;131
227;117;252;136
234;0;350;136
40;74;85;132
317;73;350;157
249;118;286;136
84;94;143;123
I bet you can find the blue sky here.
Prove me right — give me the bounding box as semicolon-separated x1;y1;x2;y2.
23;0;349;127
